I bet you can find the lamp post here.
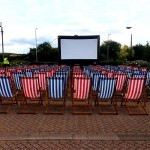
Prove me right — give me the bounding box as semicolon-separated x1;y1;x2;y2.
0;22;4;61
107;33;111;61
35;28;38;62
126;27;132;50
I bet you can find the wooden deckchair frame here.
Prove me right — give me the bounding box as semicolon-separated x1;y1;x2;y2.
71;77;93;115
121;77;148;115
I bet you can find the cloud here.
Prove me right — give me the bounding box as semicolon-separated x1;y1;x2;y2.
0;0;150;53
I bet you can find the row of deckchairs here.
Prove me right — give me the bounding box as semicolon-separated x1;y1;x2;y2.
0;65;149;115
71;66;148;115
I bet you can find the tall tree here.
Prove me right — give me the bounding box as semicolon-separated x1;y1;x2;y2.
28;42;59;62
100;40;121;61
118;45;129;61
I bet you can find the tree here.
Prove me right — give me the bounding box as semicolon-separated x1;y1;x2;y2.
28;42;59;62
100;40;121;61
118;45;129;60
38;42;52;62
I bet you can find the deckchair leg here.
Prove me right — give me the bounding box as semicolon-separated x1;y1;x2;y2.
0;97;15;113
125;101;148;115
0;104;11;113
45;105;65;114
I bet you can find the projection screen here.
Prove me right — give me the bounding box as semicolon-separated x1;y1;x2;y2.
58;35;100;64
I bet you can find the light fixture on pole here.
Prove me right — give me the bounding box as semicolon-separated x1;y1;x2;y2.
107;33;111;61
0;22;4;61
35;28;38;62
126;27;133;55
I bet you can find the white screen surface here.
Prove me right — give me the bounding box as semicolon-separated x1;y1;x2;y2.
61;39;98;59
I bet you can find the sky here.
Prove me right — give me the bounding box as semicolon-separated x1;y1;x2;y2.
0;0;150;54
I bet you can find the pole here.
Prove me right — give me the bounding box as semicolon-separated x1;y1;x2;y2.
126;27;132;48
107;34;111;61
131;33;133;56
35;28;38;62
126;27;133;57
0;23;4;61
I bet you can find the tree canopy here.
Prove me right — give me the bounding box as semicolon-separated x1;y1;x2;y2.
27;40;150;64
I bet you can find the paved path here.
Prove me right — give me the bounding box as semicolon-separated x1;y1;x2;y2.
0;100;150;149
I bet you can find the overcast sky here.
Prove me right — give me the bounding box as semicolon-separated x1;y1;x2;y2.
0;0;150;54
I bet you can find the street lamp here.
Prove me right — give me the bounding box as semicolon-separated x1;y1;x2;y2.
0;22;4;61
107;34;111;61
126;27;133;56
35;28;38;62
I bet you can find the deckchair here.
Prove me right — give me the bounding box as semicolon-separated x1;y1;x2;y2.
34;72;47;103
24;70;33;77
45;77;66;114
55;71;68;88
34;72;46;91
121;77;148;115
13;72;25;91
114;73;127;102
91;73;105;105
0;76;18;113
95;77;118;115
18;77;42;114
72;77;92;114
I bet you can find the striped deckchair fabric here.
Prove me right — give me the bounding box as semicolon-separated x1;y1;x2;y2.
21;77;40;98
0;76;13;97
72;72;86;78
92;73;105;91
114;73;127;97
106;72;114;78
97;78;117;99
115;74;127;91
0;73;5;76
13;72;25;90
45;70;54;77
72;77;92;114
96;77;118;115
55;71;68;88
34;72;46;90
124;78;145;100
145;71;150;85
19;77;42;114
24;70;33;77
121;77;148;115
73;77;91;99
47;77;65;99
0;76;17;113
45;77;66;114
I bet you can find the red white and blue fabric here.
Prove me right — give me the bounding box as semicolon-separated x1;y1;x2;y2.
92;73;105;91
55;71;68;86
97;78;117;99
73;77;91;99
25;70;33;77
124;77;144;100
21;77;40;98
0;76;13;98
114;74;127;91
72;72;85;78
107;72;114;78
46;70;54;77
13;72;25;90
146;71;150;85
34;72;46;90
47;77;65;99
